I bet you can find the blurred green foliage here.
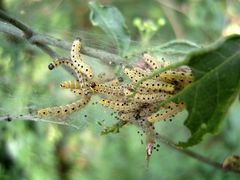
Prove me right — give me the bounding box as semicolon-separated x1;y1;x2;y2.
0;0;240;180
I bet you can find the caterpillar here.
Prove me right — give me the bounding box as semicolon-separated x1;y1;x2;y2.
124;68;144;82
60;80;81;89
143;53;161;70
99;99;140;113
158;70;193;85
140;79;175;93
71;39;94;79
143;53;170;69
147;102;185;123
37;96;91;117
124;89;171;104
71;89;92;96
127;84;164;94
133;67;150;75
93;83;125;96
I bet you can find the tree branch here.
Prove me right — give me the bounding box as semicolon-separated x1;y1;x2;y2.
0;10;125;65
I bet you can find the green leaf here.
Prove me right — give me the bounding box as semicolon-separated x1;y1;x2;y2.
173;35;240;147
147;40;200;62
89;1;130;55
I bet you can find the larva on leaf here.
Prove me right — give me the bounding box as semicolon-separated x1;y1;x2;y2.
158;70;193;85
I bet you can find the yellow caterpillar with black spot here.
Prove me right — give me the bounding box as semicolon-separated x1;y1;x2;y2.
93;83;125;97
124;67;147;83
147;102;185;122
158;70;193;87
124;89;171;103
143;53;169;70
139;79;175;93
71;89;92;96
71;39;94;79
37;96;91;117
48;59;85;86
60;80;81;89
99;99;140;113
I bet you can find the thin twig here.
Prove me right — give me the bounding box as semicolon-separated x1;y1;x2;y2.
0;114;80;130
34;42;59;59
154;133;240;174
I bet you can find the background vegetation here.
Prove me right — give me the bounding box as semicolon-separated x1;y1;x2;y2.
0;0;240;179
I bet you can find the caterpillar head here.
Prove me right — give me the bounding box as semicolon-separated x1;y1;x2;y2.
48;63;55;70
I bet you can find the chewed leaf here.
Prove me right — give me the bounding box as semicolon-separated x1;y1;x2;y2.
89;1;130;55
172;35;240;147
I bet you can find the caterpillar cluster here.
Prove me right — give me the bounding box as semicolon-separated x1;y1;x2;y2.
37;39;95;117
37;39;193;156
